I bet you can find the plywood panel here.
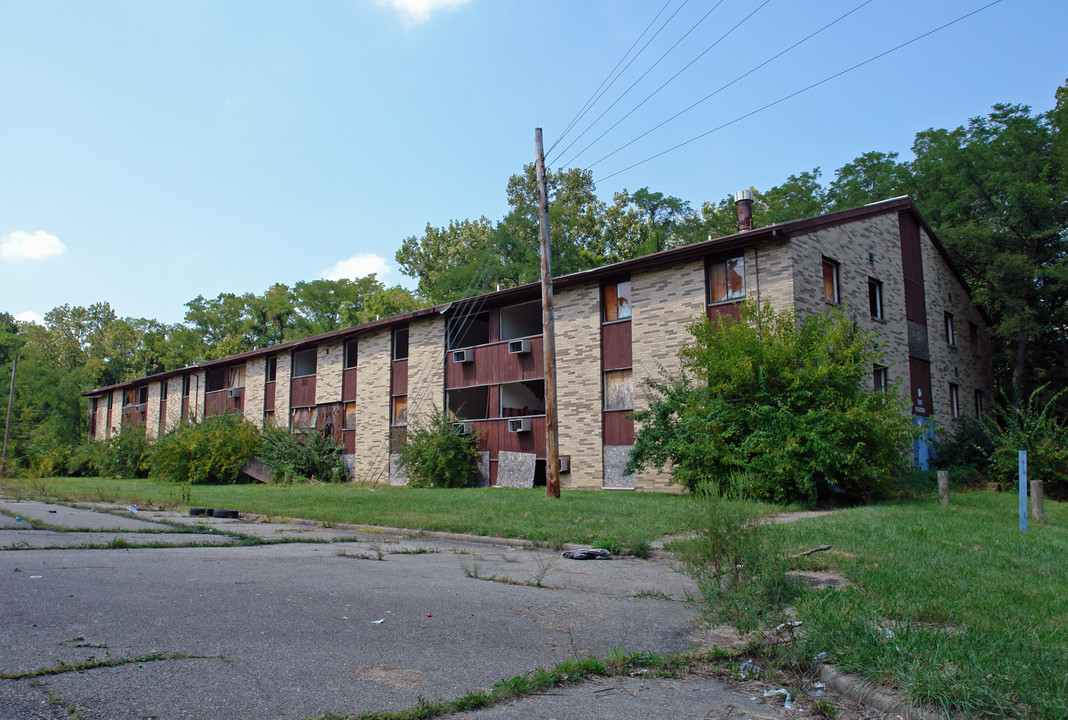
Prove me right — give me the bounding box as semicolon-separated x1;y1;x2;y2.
601;320;632;370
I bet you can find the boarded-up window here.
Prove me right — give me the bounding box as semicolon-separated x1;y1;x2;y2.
392;395;408;426
228;365;246;389
291;407;317;429
264;409;275;426
709;256;745;304
822;258;840;304
603;280;632;322
293;349;317;377
604;369;634;411
344;401;358;429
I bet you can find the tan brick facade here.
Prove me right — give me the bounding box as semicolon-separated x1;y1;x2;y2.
630;258;707;490
353;328;391;482
146;382;161;438
317;341;344;405
406;317;443;423
554;281;604;489
165;376;183;431
273;354;291;425
244;357;266;427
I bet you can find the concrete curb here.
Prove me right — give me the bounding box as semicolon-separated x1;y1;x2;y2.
821;665;955;720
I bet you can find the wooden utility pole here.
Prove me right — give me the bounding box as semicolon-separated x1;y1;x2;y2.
2;355;17;478
535;128;561;498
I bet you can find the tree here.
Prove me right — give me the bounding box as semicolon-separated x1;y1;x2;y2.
627;303;918;504
826;151;911;209
395;217;498;303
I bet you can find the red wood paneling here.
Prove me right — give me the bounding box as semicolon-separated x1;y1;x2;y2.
264;382;276;411
601;320;632;370
603;410;633;445
159;399;167;430
909;358;933;417
180;398;189;419
708;302;742;325
392;359;408;395
343;428;355;455
470;416;546;457
390;427;407;453
291;376;316;408
445;337;544;388
226;388;244;414
205;390;227;416
342;368;358;401
899;211;927;326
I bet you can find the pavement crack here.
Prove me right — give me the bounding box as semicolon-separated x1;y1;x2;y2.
1;652;218;680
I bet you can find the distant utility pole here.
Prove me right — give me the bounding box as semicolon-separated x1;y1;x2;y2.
535;128;561;499
2;355;17;478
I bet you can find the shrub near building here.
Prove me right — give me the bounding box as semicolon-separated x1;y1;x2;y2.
628;302;920;504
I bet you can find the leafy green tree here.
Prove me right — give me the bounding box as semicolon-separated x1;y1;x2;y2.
395;217;498;303
757;169;828;225
396;411;482;488
826;151;911;209
627;303;918;504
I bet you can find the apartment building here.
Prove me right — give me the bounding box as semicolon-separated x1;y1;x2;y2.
85;196;994;489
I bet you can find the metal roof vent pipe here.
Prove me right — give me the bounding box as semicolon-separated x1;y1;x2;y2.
735;189;754;231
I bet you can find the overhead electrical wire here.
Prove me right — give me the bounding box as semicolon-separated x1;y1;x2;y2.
548;0;720;166
547;0;676;158
558;0;774;169
595;0;1007;184
586;0;876;170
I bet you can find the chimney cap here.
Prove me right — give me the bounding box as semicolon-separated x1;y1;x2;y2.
735;189;754;203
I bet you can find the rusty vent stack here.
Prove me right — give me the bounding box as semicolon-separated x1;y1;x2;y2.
735;189;754;231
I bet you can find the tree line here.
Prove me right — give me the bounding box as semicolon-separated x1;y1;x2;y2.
1;81;1065;473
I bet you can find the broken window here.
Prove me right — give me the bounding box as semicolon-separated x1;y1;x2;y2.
291;407;317;430
293;349;317;377
447;385;490;420
205;367;227;392
392;395;408;426
266;356;277;383
344;339;358;369
228;365;246;389
709;256;745;304
500;380;545;417
604;369;634;411
603;280;632;322
447;312;490;349
499;301;541;341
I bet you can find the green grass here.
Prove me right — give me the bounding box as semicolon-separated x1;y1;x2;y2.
1;476;692;551
778;492;1068;719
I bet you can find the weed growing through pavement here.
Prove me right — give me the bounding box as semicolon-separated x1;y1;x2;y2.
632;589;674;601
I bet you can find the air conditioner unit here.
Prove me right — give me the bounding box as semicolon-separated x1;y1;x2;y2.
507;418;531;433
452;350;474;364
227;388;241;398
508;339;531;355
558;455;571;473
452;421;475;435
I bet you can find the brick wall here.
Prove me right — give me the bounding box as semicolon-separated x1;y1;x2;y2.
747;240;794;311
353;328;391;482
406;316;444;423
165;377;183;430
630;257;706;490
95;395;109;439
554;281;604;489
317;341;344;405
109;389;123;437
920;228;995;429
244;357;266;427
273;354;291;424
791;213;911;403
191;370;206;421
146;382;161;438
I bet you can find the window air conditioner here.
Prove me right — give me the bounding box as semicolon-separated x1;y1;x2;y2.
508;339;531;355
507;418;531;433
558;455;571;473
452;421;475;435
227;388;241;398
452;350;473;363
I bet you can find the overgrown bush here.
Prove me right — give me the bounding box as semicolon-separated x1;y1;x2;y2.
628;302;920;504
150;414;259;484
671;474;802;634
96;425;151;479
983;385;1068;499
396;411;482;488
65;440;108;477
933;416;993;486
258;425;347;483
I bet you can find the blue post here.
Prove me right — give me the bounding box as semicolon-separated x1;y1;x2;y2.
1019;450;1028;532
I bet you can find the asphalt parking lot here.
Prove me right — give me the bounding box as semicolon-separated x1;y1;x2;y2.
0;498;815;720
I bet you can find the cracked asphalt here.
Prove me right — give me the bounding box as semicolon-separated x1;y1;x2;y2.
0;498;815;720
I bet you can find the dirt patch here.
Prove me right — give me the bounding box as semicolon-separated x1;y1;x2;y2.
357;664;428;690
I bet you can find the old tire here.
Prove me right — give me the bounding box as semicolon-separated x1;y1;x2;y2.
189;507;214;517
212;509;239;519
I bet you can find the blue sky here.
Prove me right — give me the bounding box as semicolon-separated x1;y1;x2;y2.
2;0;1065;326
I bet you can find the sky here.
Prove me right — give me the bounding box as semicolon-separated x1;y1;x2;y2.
2;0;1066;326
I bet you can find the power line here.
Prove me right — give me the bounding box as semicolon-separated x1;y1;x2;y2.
595;0;1007;184
587;0;876;170
547;0;676;158
559;0;773;169
547;0;709;166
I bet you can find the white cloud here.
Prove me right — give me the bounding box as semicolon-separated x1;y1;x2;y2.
14;311;45;325
0;230;67;262
376;0;470;25
322;252;394;282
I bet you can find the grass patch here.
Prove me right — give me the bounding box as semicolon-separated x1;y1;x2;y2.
2;477;691;549
778;492;1068;719
0;652;208;680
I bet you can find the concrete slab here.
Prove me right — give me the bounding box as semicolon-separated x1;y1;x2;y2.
0;500;172;531
1;530;234;549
